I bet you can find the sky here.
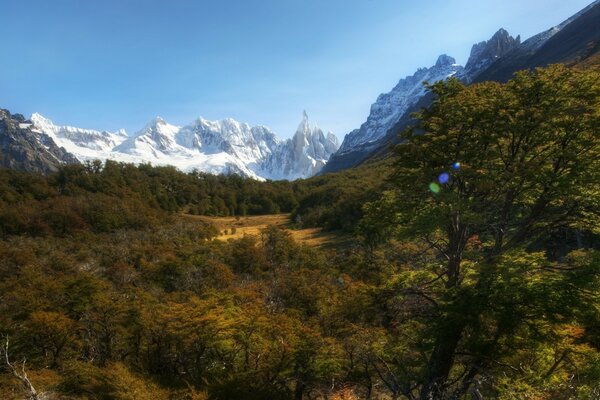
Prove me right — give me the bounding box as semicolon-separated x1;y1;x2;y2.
0;0;594;139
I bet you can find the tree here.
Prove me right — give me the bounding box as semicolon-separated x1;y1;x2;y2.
363;65;600;398
23;311;77;367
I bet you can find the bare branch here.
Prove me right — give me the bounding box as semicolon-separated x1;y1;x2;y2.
2;335;40;400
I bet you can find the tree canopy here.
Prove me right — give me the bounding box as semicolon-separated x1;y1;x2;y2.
362;64;600;399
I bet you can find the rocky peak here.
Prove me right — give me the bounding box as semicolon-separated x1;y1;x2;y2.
293;111;311;143
260;112;339;180
464;28;521;79
337;55;463;154
114;116;182;156
0;108;78;174
145;116;168;129
291;111;338;156
141;116;177;135
435;54;456;68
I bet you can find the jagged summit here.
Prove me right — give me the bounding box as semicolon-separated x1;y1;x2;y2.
436;54;457;67
140;116;179;136
30;113;128;156
324;28;518;170
148;116;168;126
1;109;78;173
260;111;339;180
114;116;181;156
28;111;337;181
334;28;521;158
336;54;463;155
463;28;521;80
323;1;600;175
477;1;600;82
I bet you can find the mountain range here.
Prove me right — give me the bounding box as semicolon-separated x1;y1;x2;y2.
0;109;78;173
26;111;338;181
322;0;600;173
1;1;598;179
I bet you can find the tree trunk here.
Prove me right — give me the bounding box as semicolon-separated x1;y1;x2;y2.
419;225;469;399
294;379;305;400
419;321;465;400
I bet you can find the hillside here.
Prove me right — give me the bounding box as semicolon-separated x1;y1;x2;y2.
0;109;78;174
322;0;600;174
2;0;600;398
1;63;600;400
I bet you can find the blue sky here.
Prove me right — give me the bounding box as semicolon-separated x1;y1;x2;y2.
0;0;593;139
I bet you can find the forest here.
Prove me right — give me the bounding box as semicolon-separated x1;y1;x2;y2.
1;64;600;399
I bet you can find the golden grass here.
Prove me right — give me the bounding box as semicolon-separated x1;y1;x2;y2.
183;213;351;248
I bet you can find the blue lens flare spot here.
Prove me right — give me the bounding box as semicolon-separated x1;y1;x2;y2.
429;182;441;194
438;172;450;184
452;162;461;170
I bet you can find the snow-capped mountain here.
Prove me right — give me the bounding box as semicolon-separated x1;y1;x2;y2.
30;113;128;159
323;11;576;174
176;118;280;167
336;54;463;156
114;117;182;157
30;112;338;181
261;111;339;180
1;109;78;174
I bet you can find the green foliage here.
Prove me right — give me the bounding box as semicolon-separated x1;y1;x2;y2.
0;162;303;237
292;159;393;232
361;64;600;398
1;64;599;399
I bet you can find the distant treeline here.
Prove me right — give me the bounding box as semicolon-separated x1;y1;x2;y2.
0;158;390;237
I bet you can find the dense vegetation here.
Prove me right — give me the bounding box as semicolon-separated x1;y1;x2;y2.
1;64;599;400
291;159;392;231
361;64;600;398
0;154;385;238
0;161;300;237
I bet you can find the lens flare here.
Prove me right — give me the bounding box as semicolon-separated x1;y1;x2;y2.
429;182;441;194
438;172;450;184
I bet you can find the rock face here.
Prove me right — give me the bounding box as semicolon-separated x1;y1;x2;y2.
476;0;600;82
463;28;521;80
335;55;462;158
29;111;338;181
0;109;78;174
323;54;464;173
261;111;339;180
323;0;600;174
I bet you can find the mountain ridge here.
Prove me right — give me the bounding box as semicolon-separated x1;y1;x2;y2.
0;109;79;174
28;111;338;181
322;0;600;174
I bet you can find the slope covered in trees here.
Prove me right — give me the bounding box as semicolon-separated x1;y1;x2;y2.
0;161;299;238
1;64;600;399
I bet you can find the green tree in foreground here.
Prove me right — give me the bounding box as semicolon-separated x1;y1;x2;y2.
363;64;600;399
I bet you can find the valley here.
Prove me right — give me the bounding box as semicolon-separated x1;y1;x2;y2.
0;1;599;399
188;213;352;248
